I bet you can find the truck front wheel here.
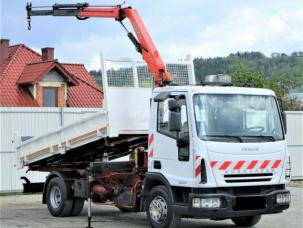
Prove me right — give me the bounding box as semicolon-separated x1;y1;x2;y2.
231;215;261;227
147;185;180;228
46;177;73;217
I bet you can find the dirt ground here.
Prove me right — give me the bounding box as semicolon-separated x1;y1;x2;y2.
288;180;303;188
0;187;302;228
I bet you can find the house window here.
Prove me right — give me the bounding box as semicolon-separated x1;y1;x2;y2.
43;87;58;107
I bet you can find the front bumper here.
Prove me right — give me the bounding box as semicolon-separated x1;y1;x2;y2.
172;189;290;219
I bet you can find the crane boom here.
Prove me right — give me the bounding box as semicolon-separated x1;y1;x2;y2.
26;3;171;87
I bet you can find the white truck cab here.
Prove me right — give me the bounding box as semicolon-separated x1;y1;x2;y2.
143;84;290;227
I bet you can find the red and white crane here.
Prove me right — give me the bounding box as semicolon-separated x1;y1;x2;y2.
26;2;171;87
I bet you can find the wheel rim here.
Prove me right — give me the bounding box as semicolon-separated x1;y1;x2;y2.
149;196;168;223
50;185;62;209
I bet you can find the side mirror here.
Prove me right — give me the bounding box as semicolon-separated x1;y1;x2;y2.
177;136;189;148
281;111;287;134
168;99;181;112
169;111;182;132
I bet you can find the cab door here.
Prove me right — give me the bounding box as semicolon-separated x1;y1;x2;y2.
149;92;193;187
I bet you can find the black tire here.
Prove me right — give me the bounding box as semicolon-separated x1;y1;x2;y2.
232;215;262;227
70;198;84;216
146;185;180;228
46;177;73;217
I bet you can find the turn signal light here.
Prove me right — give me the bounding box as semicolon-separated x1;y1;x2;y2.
276;193;291;204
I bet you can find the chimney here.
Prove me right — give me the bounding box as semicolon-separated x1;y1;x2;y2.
41;47;54;61
0;39;10;63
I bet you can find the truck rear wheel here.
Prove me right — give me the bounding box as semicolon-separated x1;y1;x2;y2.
231;215;261;227
46;177;73;217
147;185;180;228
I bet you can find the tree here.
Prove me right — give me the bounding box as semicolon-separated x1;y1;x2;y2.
193;51;303;92
231;66;303;111
231;65;268;88
90;70;102;87
280;97;303;111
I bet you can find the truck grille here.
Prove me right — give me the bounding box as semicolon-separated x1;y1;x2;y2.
224;173;273;183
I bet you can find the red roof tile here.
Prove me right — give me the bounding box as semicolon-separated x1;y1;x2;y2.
0;44;41;106
0;43;103;108
17;60;78;85
0;45;19;77
62;64;101;92
63;64;103;107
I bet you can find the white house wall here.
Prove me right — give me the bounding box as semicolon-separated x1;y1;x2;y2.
285;111;303;180
0;107;102;192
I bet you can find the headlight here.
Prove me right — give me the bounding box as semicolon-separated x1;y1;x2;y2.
276;193;291;204
201;198;221;208
192;197;222;208
192;198;201;208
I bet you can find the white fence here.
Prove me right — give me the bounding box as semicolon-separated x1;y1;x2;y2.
2;110;302;192
285;111;303;180
0;107;102;192
0;109;302;193
101;55;196;89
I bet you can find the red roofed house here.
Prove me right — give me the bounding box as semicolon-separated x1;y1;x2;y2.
0;39;103;108
0;39;105;192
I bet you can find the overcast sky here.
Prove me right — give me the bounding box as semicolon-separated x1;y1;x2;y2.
1;0;302;70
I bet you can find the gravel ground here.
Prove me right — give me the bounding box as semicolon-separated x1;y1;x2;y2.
0;187;302;228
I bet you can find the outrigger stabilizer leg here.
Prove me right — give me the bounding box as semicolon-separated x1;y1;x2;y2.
86;165;93;228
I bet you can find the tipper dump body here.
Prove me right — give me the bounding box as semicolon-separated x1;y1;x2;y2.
17;77;153;170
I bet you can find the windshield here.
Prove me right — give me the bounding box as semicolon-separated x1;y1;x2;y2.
194;94;284;142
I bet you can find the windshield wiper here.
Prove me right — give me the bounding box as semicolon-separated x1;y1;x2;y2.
242;135;276;141
205;135;243;142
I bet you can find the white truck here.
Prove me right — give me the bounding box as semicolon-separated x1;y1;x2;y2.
19;3;291;228
17;74;291;228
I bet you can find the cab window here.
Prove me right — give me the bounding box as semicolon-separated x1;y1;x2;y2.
157;98;188;138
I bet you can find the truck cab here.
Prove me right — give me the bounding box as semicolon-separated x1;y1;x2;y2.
144;83;290;227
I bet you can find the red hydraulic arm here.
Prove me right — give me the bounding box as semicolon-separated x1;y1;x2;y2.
26;3;171;87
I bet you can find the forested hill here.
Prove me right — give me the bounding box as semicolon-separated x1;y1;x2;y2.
90;51;303;92
193;51;303;92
